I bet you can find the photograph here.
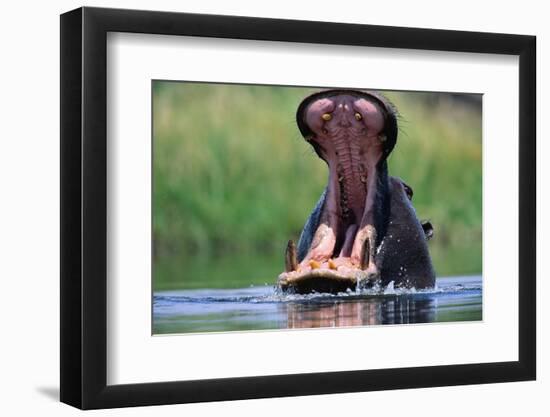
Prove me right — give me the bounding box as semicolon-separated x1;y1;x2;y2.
0;0;543;414
152;81;483;334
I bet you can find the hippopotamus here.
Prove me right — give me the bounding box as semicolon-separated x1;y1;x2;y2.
278;89;435;294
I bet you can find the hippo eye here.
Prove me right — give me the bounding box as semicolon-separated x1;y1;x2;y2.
321;113;332;121
354;112;362;121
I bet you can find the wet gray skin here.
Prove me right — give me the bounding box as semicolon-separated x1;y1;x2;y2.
278;90;435;294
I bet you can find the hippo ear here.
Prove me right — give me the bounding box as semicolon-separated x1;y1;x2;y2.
421;221;434;240
401;181;414;200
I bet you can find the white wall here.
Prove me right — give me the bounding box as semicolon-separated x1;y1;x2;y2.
0;0;545;415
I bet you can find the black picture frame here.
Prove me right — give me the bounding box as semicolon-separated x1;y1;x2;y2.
60;6;536;410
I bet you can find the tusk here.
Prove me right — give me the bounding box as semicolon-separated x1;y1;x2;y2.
285;240;298;272
360;238;370;270
422;221;434;240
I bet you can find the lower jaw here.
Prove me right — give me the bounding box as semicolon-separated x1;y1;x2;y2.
277;264;375;294
279;218;379;294
279;273;366;294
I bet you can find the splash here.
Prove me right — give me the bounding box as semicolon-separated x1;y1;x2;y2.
154;275;482;306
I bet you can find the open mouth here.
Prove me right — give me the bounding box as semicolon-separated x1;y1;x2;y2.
278;90;396;293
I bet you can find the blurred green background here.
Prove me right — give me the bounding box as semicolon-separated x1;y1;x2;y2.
153;82;482;290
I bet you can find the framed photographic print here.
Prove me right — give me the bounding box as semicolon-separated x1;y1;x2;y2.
60;6;536;409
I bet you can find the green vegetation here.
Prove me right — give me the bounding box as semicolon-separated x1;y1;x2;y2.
153;82;482;290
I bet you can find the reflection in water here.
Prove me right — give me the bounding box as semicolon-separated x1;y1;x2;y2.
284;296;435;328
153;276;481;335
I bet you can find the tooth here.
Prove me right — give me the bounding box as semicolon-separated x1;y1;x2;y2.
328;259;337;270
309;260;321;269
360;238;370;270
285;240;298;272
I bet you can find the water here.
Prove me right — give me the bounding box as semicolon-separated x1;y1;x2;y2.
153;275;482;335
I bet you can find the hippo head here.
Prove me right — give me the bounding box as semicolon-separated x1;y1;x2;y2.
278;89;403;293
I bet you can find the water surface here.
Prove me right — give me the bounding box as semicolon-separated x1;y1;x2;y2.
153;275;482;334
